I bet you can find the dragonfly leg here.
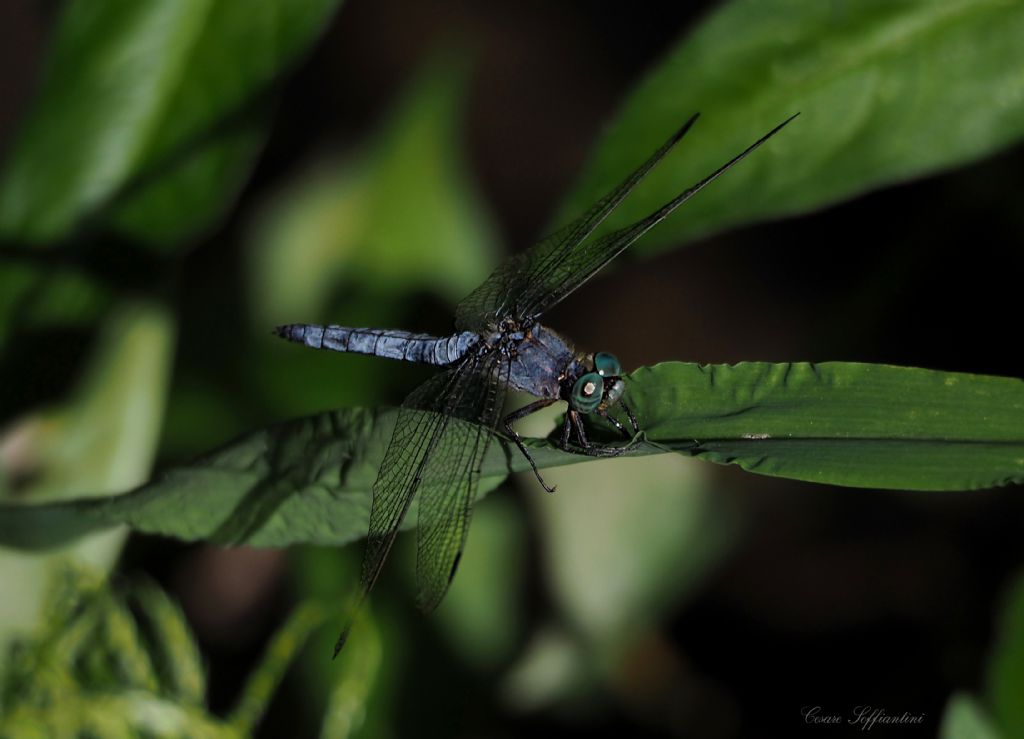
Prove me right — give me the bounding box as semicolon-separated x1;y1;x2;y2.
568;409;636;458
570;409;590;449
503;398;558;493
597;408;631;440
619;399;640;433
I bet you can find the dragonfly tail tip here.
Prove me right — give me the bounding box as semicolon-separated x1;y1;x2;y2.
273;324;300;342
332;630;350;660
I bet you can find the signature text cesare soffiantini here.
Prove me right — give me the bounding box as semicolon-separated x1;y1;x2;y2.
802;705;925;730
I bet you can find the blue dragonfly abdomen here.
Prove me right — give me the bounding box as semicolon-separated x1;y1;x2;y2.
274;324;479;367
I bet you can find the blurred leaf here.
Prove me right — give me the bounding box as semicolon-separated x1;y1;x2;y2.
1;303;175;502
237;52;499;451
429;495;525;668
98;588;161;693
941;693;1003;739
986;568;1024;738
0;561;325;738
0;0;342;248
1;361;1021;551
131;580;207;706
291;548;395;739
0;563;225;738
508;398;733;706
501;625;595;712
108;114;269;248
228;601;329;735
248;53;498;327
506;455;731;709
159;371;250;461
0;263;108;352
317;611;385;739
532;454;732;648
558;0;1024;253
0;303;174;664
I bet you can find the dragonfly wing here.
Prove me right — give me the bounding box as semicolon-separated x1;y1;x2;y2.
454;114;701;332
516;114;799;320
354;348;506;615
335;365;469;656
414;349;509;612
356;367;462;614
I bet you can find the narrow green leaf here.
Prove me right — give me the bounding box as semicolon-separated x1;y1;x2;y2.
0;361;1019;551
0;0;341;248
558;0;1024;252
625;362;1024;491
132;581;207;706
228;602;328;735
290;550;390;739
0;563;232;739
316;608;384;739
98;591;161;693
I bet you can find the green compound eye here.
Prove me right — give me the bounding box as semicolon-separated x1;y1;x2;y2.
594;351;622;378
604;378;626;406
570;372;604;414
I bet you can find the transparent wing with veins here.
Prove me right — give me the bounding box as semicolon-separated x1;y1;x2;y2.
454;113;700;332
455;113;798;328
334;347;508;655
518;114;798;320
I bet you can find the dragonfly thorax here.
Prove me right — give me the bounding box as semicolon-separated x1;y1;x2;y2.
482;317;531;350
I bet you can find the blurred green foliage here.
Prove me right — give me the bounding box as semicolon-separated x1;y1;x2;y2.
0;563;366;738
0;0;341;248
985;568;1024;737
940;565;1024;739
241;53;498;426
429;495;526;669
0;304;173;669
1;562;218;736
249;55;496;326
558;0;1024;252
0;264;109;351
941;694;1002;739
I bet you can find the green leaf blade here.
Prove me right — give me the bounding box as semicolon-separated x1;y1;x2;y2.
0;408;504;550
0;0;342;248
627;361;1024;490
558;0;1024;252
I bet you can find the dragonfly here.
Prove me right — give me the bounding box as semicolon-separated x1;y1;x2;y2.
276;112;797;655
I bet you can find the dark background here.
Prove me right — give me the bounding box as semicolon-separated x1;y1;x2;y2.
2;1;1022;737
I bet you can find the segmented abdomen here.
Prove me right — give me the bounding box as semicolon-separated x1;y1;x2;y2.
274;324;477;366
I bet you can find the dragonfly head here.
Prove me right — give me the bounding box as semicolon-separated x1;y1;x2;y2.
569;351;626;414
